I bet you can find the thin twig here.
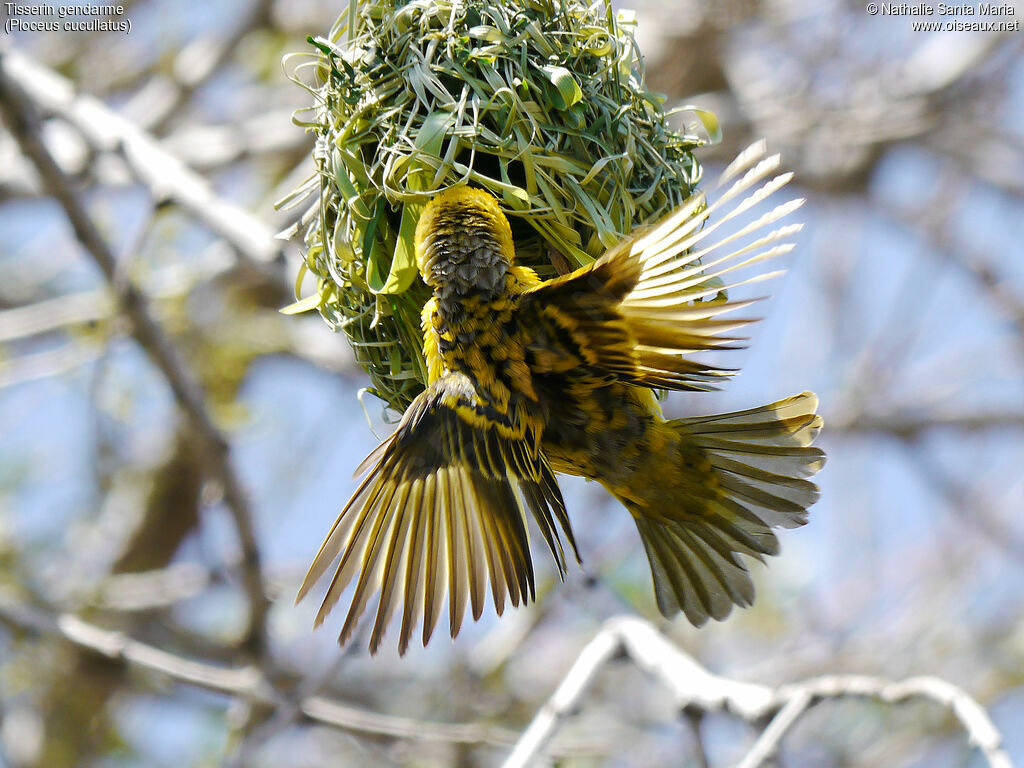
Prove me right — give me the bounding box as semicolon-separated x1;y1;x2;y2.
902;444;1024;569
95;564;212;612
0;602;604;755
124;0;274;134
829;411;1024;437
874;194;1024;359
0;289;113;343
734;690;813;768
0;58;270;654
501;623;622;768
223;657;345;768
682;707;711;768
0;343;103;388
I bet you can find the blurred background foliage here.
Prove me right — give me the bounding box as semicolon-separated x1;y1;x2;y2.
0;1;1022;766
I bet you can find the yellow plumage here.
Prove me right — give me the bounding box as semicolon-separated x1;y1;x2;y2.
297;142;825;654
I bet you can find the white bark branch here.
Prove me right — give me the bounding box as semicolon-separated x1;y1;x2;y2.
1;49;282;265
503;616;1011;768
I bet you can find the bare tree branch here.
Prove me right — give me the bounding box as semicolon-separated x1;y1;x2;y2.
1;49;283;265
0;289;113;343
902;443;1024;569
0;241;355;381
503;617;1011;768
0;108;307;198
0;601;605;756
122;0;275;134
829;411;1024;437
501;619;623;768
871;193;1024;356
95;564;211;612
734;690;813;768
2;3;1021;765
0;57;270;653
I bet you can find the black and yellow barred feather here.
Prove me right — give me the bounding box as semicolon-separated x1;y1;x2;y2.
297;142;825;653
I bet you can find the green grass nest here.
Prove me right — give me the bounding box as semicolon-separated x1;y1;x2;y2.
284;0;719;413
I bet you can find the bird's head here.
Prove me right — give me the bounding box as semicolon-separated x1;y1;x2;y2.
414;186;516;299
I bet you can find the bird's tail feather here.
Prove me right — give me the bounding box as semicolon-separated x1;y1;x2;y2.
626;391;824;625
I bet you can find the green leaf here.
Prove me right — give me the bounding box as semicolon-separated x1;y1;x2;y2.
377;201;422;294
307;35;334;56
567;177;616;247
279;290;324;315
371;111;453;295
672;106;722;147
414;110;452;162
540;65;582;110
468;25;505;42
364;198;390;293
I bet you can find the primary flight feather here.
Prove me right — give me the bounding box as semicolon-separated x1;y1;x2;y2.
297;142;825;654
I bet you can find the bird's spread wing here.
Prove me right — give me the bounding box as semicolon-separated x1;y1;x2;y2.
519;141;803;391
296;372;578;654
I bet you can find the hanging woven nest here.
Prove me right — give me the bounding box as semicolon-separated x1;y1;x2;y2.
283;0;719;412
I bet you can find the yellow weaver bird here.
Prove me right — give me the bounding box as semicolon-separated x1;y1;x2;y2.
298;142;825;654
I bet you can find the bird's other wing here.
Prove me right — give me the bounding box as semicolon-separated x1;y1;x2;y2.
296;372;578;655
519;141;803;391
